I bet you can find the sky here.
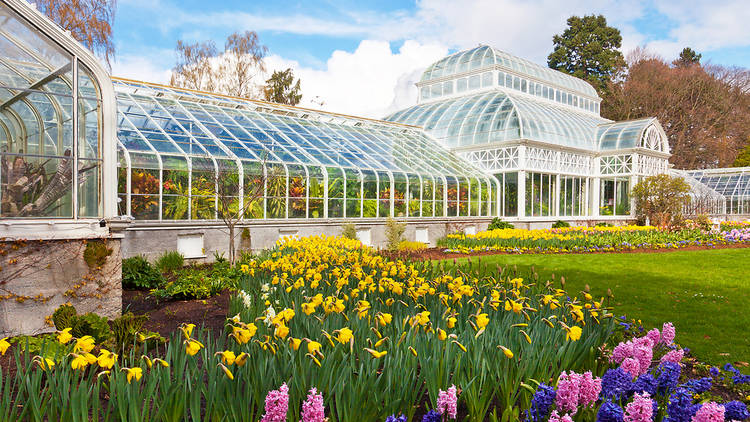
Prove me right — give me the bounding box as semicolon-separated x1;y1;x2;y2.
111;0;750;118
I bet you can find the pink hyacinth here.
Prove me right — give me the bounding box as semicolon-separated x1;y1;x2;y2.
300;387;325;422
549;410;574;422
578;371;602;408
661;349;685;364
646;328;661;346
691;402;725;422
611;340;634;364
661;322;676;345
261;383;289;422
556;371;582;415
633;342;654;375
624;392;654;422
437;385;458;419
621;357;641;379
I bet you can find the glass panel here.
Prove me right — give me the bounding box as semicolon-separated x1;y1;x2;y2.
130;167;159;220
345;168;360;218
1;154;72;217
378;171;391;218
408;174;420;217
616;178;630;215
503;172;517;217
600;179;615;216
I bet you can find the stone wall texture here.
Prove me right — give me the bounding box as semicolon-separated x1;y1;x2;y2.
0;237;122;337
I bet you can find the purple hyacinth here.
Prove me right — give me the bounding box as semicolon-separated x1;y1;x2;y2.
601;367;633;400
421;410;441;422
597;400;624;422
656;362;681;394
666;388;700;422
385;415;407;422
526;383;556;422
680;377;712;394
631;373;657;397
723;401;749;421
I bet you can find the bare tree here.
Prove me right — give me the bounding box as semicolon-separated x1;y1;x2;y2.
603;49;750;169
37;0;117;68
209;157;280;265
170;31;267;100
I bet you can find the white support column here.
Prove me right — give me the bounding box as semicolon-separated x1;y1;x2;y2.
555;174;561;217
517;145;526;218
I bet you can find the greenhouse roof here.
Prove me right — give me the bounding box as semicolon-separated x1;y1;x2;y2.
385;91;669;154
113;78;487;179
420;46;599;99
684;167;750;197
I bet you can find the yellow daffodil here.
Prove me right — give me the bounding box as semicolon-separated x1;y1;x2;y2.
475;313;489;330
34;356;55;370
437;328;447;341
289;337;302;350
274;324;289;339
567;326;582;341
217;350;236;365
235;353;248;366
307;340;322;354
219;363;234;380
498;345;514;359
57;328;73;344
75;336;95;353
185;339;204;356
179;323;195;339
364;348;387;359
153;358;169;368
122;367;143;383
0;337;10;356
447;317;457;329
337;327;353;344
95;350;116;369
70;354;89;370
377;313;392;326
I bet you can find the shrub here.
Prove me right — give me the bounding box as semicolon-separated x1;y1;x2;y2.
595;222;614;227
695;214;712;231
51;304;77;331
631;174;691;227
110;312;149;352
341;223;357;240
122;255;164;290
398;240;427;251
385;218;406;252
552;220;570;228
488;217;514;230
52;304;113;343
150;265;237;301
155;251;184;273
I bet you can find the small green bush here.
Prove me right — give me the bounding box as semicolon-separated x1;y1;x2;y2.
595;222;614;227
110;312;149;352
10;334;71;361
488;217;514;230
341;223;357;240
385;218;406;252
150;267;234;301
155;251;184;273
51;304;77;331
122;255;164;289
51;304;113;343
552;220;571;228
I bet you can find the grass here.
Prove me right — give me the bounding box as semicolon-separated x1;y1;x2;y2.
447;248;750;366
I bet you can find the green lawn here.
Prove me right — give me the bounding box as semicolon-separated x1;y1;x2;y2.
448;248;750;365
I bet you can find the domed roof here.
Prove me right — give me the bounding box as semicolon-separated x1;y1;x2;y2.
420;45;599;99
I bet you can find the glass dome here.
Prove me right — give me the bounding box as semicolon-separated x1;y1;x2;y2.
385;90;608;150
596;118;669;152
420;46;599;99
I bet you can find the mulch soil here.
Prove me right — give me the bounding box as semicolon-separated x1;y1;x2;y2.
122;289;231;337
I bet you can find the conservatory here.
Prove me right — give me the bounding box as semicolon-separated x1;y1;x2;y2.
113;78;495;222
385;46;672;221
680;167;750;216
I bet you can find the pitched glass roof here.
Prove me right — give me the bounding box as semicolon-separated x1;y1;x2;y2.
113;78;487;180
684;168;750;197
420;46;599;99
596;118;668;152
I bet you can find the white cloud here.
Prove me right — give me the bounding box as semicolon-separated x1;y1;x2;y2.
112;51;173;84
262;40;448;118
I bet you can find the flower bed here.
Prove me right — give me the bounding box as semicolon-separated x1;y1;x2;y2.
437;226;749;255
1;235;748;421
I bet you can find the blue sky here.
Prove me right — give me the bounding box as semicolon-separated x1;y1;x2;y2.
111;0;750;117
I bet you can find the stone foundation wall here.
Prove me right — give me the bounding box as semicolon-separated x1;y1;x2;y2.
121;219;493;262
0;237;122;337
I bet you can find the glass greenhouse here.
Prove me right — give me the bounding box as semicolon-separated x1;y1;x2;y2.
113;78;495;221
680;168;750;215
386;45;673;220
2;0;747;237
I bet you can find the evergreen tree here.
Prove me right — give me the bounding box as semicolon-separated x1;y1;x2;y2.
673;47;702;68
547;14;626;95
263;68;302;106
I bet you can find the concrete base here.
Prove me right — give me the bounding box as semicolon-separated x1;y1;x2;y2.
0;237;122;337
120;218;494;262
